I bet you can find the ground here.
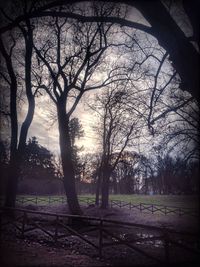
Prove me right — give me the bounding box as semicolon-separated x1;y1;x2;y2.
0;236;108;267
0;195;199;267
83;194;199;209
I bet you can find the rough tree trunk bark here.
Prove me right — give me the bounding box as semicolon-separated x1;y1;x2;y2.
95;172;102;206
4;21;34;210
112;176;118;194
4;156;19;208
133;0;199;103
101;168;110;209
95;162;104;206
57;104;82;215
4;101;35;209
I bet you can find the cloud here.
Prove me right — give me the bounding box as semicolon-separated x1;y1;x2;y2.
26;94;98;156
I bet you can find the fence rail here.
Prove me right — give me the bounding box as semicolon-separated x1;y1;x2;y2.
109;199;198;217
0;207;199;265
0;196;198;217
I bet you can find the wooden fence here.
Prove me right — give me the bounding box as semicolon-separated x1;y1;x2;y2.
109;199;197;217
0;195;198;217
0;207;199;265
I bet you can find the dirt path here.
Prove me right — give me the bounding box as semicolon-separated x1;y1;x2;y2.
1;204;199;267
0;236;108;267
34;203;199;232
84;206;199;232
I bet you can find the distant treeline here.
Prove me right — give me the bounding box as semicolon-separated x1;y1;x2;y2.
0;138;198;196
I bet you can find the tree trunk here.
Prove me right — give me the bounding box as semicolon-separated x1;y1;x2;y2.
95;176;100;206
95;172;102;206
3;21;35;210
0;37;18;210
113;176;118;195
4;100;35;208
4;156;19;208
101;168;110;209
133;0;199;103
57;104;82;215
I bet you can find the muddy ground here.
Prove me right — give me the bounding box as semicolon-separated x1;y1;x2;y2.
0;204;199;267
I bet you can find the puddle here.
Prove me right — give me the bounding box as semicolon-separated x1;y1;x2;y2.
116;232;164;248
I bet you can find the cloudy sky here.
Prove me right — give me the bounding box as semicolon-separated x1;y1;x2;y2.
24;5;149;156
26;92;98;156
1;1;193;159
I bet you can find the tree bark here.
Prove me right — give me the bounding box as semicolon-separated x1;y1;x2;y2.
95;174;101;206
182;0;199;47
4;156;19;208
0;1;199;102
101;167;111;209
112;176;118;195
57;103;82;215
0;37;18;209
4;20;35;210
133;0;199;103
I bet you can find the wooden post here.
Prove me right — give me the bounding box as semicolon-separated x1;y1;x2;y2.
99;219;103;258
140;203;142;212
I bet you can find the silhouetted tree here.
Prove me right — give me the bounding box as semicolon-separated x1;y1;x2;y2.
143;51;199;167
21;137;56;180
79;152;102;194
111;151;141;194
32;7;127;214
1;1;198;102
0;140;8;195
0;1;199;212
90;85;142;208
0;16;36;210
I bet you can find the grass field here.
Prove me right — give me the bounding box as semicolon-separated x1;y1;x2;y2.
1;194;198;210
79;194;199;209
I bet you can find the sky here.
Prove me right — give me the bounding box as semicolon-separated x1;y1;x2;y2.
25;4;152;156
1;0;195;160
27;92;98;156
22;1;193;158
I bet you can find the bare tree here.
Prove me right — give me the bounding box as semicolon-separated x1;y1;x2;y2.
111;151;141;194
79;152;102;194
0;16;37;209
145;51;199;163
1;0;198;103
32;11;128;214
0;1;198;211
90;82;143;208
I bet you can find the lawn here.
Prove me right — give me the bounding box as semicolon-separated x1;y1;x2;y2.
79;194;199;209
0;194;198;210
